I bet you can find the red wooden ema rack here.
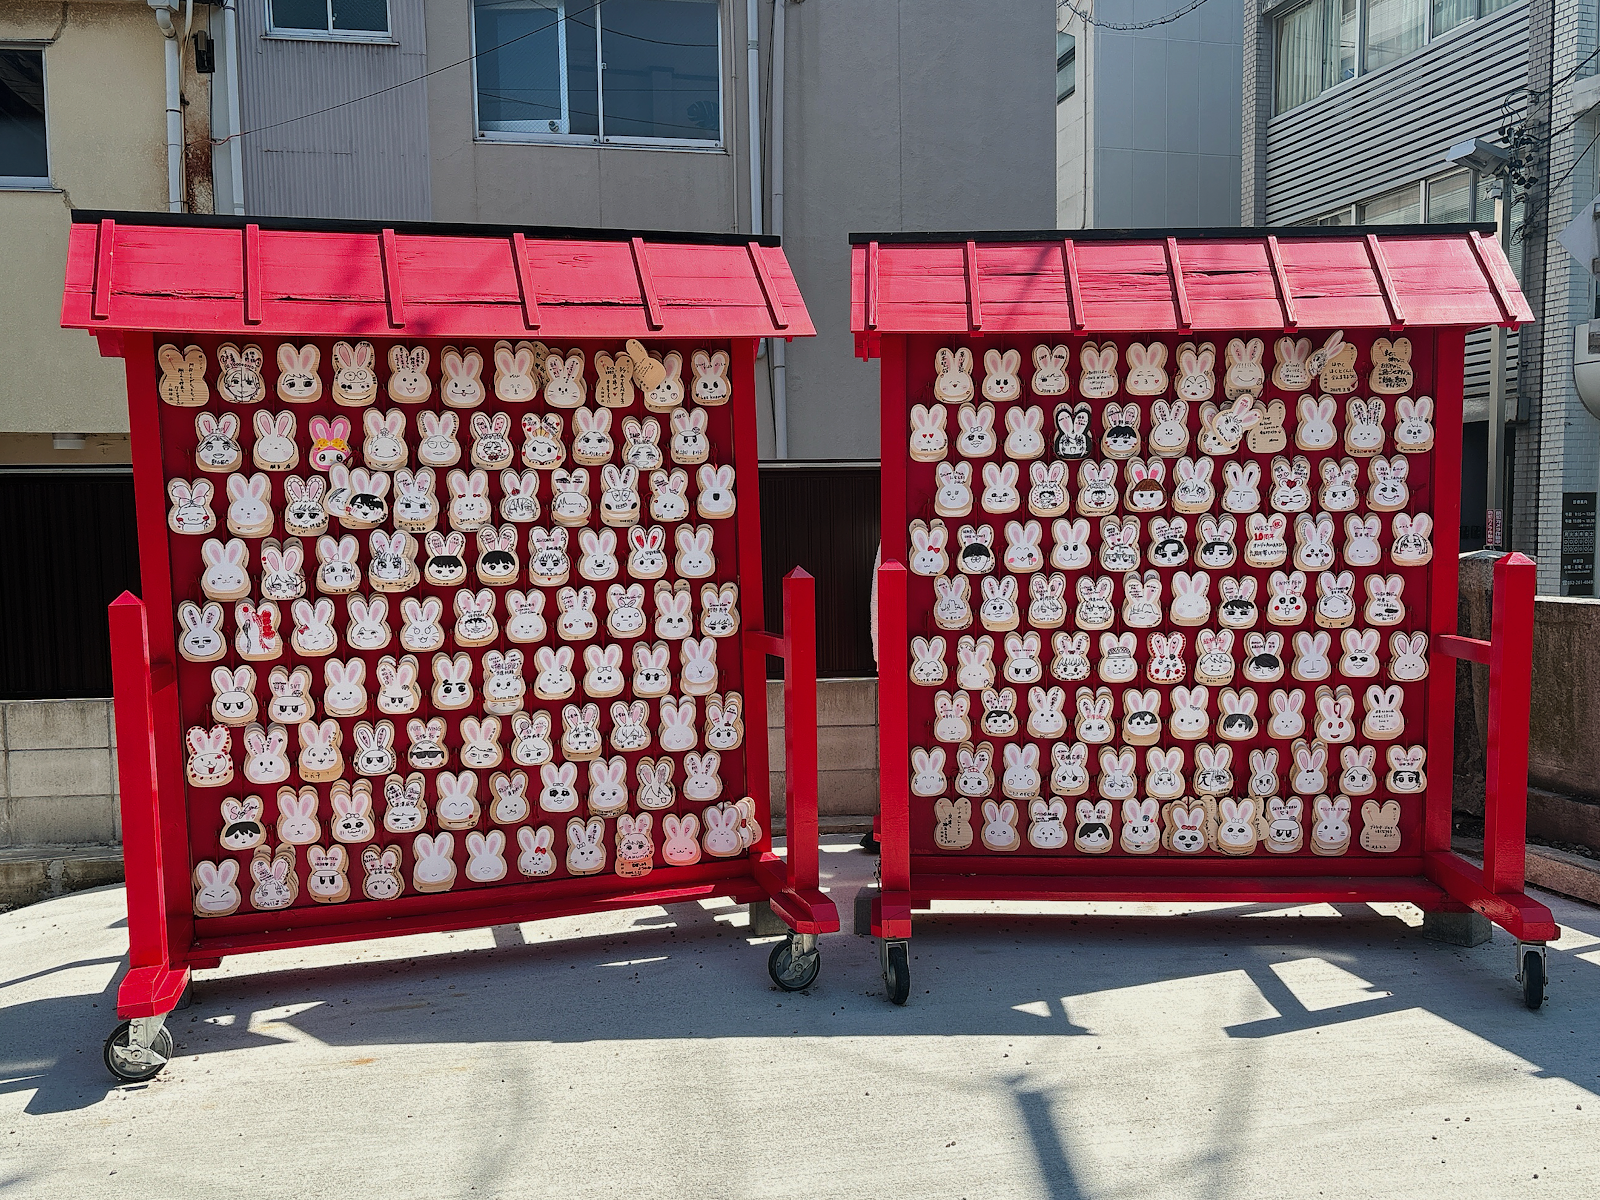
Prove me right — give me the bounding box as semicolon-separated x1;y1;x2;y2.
62;213;834;1079
850;226;1554;1008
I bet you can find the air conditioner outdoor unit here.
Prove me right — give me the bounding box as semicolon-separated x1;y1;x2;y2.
1573;73;1600;119
1573;322;1600;420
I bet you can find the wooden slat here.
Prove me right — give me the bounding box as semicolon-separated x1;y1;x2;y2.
1165;236;1192;329
866;240;881;330
92;218;115;320
242;223;263;325
630;236;664;330
964;239;983;330
1061;238;1084;330
746;241;788;330
1437;633;1491;664
379;227;406;328
1365;234;1407;330
1265;235;1298;330
509;232;542;329
1466;230;1517;325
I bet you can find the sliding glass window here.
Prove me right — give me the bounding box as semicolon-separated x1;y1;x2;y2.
474;0;722;146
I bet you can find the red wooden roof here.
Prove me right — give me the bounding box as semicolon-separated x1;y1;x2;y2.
849;228;1529;351
61;212;813;341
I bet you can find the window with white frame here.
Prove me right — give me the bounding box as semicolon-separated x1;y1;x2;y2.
1056;32;1075;103
1276;0;1519;113
0;47;48;187
268;0;390;39
474;0;722;146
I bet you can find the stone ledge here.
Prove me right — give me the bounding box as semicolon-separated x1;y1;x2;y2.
0;844;124;911
1450;836;1600;909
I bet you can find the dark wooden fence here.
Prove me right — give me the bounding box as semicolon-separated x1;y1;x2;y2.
0;471;141;699
0;465;879;698
759;462;880;678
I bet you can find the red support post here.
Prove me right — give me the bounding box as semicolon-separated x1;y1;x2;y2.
875;560;912;937
782;569;820;898
1482;552;1536;895
108;593;190;1017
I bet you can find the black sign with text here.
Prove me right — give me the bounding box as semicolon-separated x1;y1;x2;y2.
1562;492;1596;596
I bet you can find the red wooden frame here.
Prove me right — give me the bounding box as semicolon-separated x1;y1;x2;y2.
854;230;1553;948
65;216;835;1021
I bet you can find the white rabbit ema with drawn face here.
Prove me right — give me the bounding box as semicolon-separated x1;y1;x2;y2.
1004;406;1046;460
690;349;731;405
252;410;299;472
167;477;216;536
1223;337;1265;401
979;464;1017;515
933;346;975;404
386;345;432;405
1393;395;1435;453
982;348;1023;403
195;411;243;474
1029;799;1070;850
1031;344;1070;396
438;345;486;410
1149;399;1190;458
272;342;324;406
1175;341;1216;402
215;341;267;405
955;402;997;458
1053;401;1092;460
935;461;975;519
1344;397;1386;457
329;340;378;406
470;411;515;471
1124;341;1170;396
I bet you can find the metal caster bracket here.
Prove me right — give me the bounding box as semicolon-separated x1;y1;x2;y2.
768;932;821;991
104;1013;173;1082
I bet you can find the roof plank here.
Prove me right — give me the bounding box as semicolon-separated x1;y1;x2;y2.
61;215;815;339
849;231;1530;334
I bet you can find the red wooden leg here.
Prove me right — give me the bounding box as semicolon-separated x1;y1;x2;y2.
108;594;190;1018
1483;553;1535;895
874;560;913;938
753;568;838;935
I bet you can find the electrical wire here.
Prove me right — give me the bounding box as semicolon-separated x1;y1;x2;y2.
1547;123;1600;198
1057;0;1217;33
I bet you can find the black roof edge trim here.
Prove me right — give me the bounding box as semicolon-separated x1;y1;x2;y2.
847;224;1498;245
71;209;784;248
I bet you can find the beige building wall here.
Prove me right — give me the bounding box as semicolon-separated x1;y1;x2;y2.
0;1;173;458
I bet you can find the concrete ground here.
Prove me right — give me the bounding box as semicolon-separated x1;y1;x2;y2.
3;838;1600;1199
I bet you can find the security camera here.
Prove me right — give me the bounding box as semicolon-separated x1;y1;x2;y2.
1446;138;1510;175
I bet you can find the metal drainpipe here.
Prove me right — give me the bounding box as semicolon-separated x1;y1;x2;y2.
769;0;788;458
746;0;762;238
221;1;245;214
149;0;187;212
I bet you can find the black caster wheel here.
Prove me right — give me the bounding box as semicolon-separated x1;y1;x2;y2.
768;938;821;992
103;1021;173;1083
1522;949;1545;1011
882;940;910;1006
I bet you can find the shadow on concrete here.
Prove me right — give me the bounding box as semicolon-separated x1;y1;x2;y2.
4;848;1599;1123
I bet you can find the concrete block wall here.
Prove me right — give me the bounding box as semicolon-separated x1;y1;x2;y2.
766;678;879;821
1455;551;1600;812
0;699;120;846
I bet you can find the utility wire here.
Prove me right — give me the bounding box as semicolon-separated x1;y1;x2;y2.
1057;0;1216;32
1548;123;1600;198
